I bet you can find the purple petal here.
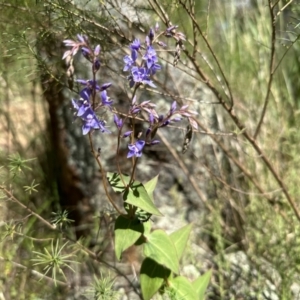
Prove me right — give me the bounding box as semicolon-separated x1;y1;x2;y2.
136;140;145;150
94;45;101;56
123;131;132;138
170;101;177;114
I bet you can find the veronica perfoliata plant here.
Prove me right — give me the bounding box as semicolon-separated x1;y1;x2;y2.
63;24;210;300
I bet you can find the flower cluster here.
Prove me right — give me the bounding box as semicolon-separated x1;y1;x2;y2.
63;25;191;158
113;96;198;158
63;34;101;74
63;35;111;135
123;29;161;88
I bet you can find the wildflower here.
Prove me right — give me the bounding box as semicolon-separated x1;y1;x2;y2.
149;140;160;145
80;88;92;102
100;90;113;108
77;34;88;43
123;55;135;72
149;29;155;42
81;108;109;135
170;101;177;114
157;41;167;48
149;62;161;75
99;83;112;91
114;114;123;129
77;79;99;90
130;39;141;51
94;44;101;56
159;119;170;127
93;59;101;72
71;99;109;135
123;131;132;138
143;46;158;69
127;140;145;158
124;33;161;88
82;47;92;61
129;67;156;88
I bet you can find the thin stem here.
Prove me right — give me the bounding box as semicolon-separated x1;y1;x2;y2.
0;186;57;230
178;0;234;109
276;0;294;16
183;29;300;222
254;0;277;139
87;133;124;215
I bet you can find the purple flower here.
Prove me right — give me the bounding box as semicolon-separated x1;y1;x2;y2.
93;59;101;72
94;45;101;56
114;114;123;129
157;115;170;127
157;41;167;47
123;55;135;72
82;113;101;135
170;101;177;114
149;63;161;75
127;140;145;158
129;67;156;88
80;88;92;102
123;131;132;138
165;25;179;38
143;46;158;69
71;99;109;135
82;47;92;60
81;107;109;134
72;98;93;118
130;107;141;114
149;112;154;125
123;34;162;88
77;79;99;90
130;39;141;51
99;82;112;91
72;98;84;112
150;140;160;145
77;34;88;43
149;29;155;42
100;90;113;107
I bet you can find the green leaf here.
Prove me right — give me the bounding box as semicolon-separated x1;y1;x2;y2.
169;276;198;300
140;257;171;300
106;172;130;193
142;220;152;236
124;181;163;216
192;269;212;300
114;215;144;260
144;230;179;274
144;175;159;200
135;222;152;246
170;224;193;261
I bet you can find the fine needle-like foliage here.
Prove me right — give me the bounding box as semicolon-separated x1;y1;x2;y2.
32;240;77;285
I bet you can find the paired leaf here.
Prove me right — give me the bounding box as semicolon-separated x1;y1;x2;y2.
124;181;162;216
192;269;212;300
107;173;162;216
168;276;198;300
170;224;193;261
144;175;159;200
107;172;130;193
144;230;179;274
114;215;144;260
140;257;171;300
